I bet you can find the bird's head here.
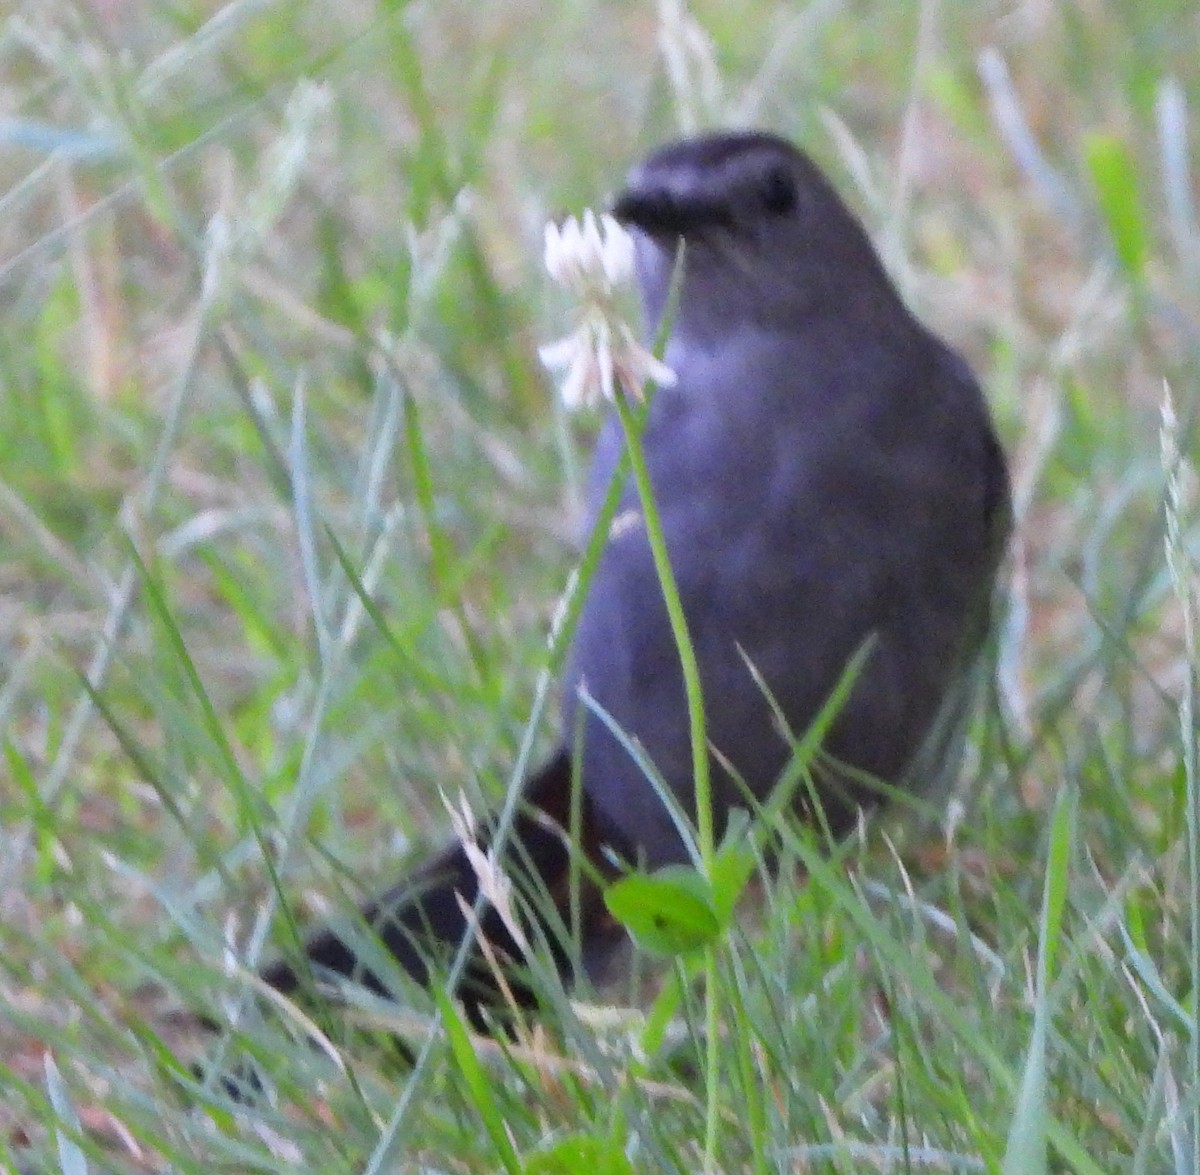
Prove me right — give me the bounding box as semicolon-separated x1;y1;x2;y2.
612;131;899;345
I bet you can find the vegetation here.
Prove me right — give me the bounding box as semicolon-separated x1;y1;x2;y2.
0;1;1197;1170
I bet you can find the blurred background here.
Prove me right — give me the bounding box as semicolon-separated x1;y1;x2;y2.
1;1;1198;1170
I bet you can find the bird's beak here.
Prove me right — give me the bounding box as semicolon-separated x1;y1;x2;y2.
611;187;732;236
611;189;673;232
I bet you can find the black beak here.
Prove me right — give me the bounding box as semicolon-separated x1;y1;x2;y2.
611;187;733;236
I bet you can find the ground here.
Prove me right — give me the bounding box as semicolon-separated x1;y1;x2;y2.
0;1;1197;1171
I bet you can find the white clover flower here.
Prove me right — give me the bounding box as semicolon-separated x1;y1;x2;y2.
539;210;676;411
542;209;634;293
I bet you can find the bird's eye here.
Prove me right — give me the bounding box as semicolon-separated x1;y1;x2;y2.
761;165;797;215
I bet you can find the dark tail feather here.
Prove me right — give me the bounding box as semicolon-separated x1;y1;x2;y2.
260;750;619;1029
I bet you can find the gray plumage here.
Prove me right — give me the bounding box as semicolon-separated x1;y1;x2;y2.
565;130;1010;868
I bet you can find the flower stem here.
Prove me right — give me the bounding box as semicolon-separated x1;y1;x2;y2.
611;391;713;871
613;388;721;1171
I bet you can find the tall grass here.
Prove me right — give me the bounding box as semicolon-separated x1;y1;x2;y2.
1;1;1198;1170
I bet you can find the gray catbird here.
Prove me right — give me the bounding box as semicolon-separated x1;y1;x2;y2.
260;130;1011;1026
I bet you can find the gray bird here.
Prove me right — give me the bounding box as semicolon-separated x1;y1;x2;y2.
260;130;1011;1026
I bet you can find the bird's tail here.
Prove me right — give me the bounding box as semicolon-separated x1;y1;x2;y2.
259;750;621;1029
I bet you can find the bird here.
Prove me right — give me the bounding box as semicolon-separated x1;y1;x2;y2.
257;129;1012;1030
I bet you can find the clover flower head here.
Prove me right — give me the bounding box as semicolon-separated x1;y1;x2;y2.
539;209;676;411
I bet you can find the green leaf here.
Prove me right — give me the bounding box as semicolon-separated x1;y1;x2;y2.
604;865;719;956
709;841;756;925
44;1053;87;1175
1085;133;1148;278
524;1134;634;1175
1002;787;1076;1175
640;967;685;1057
1002;1005;1049;1175
433;986;522;1174
1040;784;1076;986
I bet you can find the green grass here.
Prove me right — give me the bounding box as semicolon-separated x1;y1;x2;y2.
2;1;1198;1171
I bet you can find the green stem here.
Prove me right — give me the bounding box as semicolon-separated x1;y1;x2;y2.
611;392;713;871
703;950;720;1170
612;388;720;1170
